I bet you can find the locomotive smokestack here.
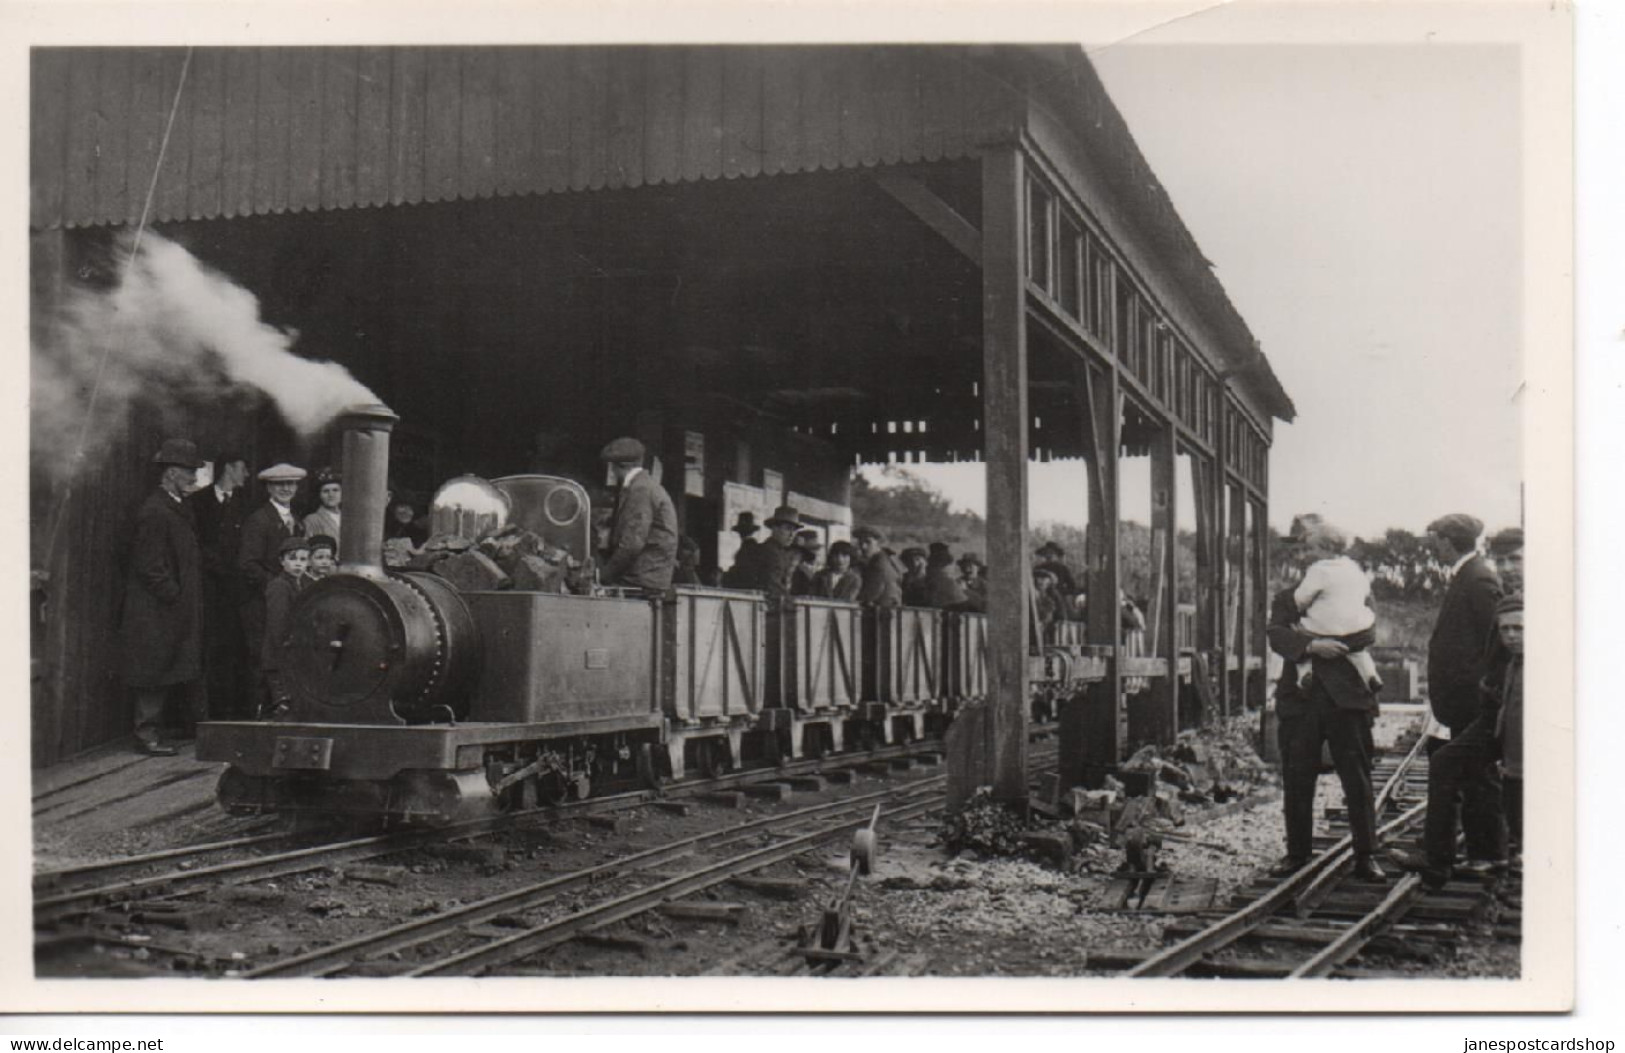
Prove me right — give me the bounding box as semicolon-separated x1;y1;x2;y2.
336;403;398;579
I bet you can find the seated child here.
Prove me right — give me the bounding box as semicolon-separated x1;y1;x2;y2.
305;534;337;583
1293;552;1382;692
260;536;310;716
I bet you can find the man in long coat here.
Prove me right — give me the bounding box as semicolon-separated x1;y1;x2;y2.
120;439;207;755
1411;513;1506;868
1266;514;1385;881
599;437;678;591
238;463;306;714
189;451;250;719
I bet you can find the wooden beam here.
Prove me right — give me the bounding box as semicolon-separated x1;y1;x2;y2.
979;145;1030;807
1066;357;1121;790
1148;420;1179;744
872;169;982;265
1228;478;1248;715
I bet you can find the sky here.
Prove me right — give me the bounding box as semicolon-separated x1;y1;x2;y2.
878;36;1524;541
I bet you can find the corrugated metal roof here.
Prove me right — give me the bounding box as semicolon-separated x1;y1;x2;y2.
30;45;1021;231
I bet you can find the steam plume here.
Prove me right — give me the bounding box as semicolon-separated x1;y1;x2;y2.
31;230;379;482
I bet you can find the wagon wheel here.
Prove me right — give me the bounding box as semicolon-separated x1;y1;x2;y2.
636;743;665;790
536;771;570;806
698;739;730;780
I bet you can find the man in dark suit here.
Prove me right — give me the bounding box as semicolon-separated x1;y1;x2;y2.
119;439;207;755
751;505;804;603
599;437;678;591
238;463;306;715
721;512;763;588
1267;514;1385;881
189;452;250;720
1394;513;1506;880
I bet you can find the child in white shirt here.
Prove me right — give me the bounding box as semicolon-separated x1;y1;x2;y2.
1294;554;1382;692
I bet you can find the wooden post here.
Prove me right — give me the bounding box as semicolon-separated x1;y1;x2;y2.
1228;479;1248;714
979;144;1030;807
1150;421;1179;743
1251;495;1269;707
1067;359;1121;790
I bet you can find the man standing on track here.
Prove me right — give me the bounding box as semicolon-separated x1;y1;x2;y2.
1393;513;1506;882
1266;514;1386;882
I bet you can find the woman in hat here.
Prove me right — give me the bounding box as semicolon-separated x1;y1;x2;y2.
119;439;207;755
302;466;342;542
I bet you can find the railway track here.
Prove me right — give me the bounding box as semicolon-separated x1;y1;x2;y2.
35;731;1052;936
1120;727;1507;978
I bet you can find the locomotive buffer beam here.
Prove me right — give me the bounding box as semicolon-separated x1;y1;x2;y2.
795;804;881;966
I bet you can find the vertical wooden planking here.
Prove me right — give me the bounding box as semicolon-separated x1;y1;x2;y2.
354;47;392;206
719;47;762;179
568;47;608;191
94;48;133;224
30;49;70;229
459;47;498;199
872;45;915;166
186;48;226;221
63;49;102;226
285;48;324;211
221;47;259;218
759;45;803;176
895;49;925;165
918;49;952;163
799;46;841;171
604;47;645;190
389;48;427;205
840;48;883;167
532;48;572;194
423;48;461;202
255;48;291;214
321;47;359;209
152;49;196;223
680;47;723;182
978;145;1030;806
492;46;534;196
939;50;971;161
641;46;684;186
124;50;169;225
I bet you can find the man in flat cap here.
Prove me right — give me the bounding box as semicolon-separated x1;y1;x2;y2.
899;546;930;607
599;437;678;591
1408;512;1506;869
1266;513;1386;881
1487;526;1524;597
853;526;903;607
1034;540;1079;606
238;462;306;715
119;439;207;755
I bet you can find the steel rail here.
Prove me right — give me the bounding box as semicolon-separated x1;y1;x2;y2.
408;784;949;977
1128;727;1430;978
244;775;950;978
1288;873;1424;979
255;745;1059;979
34;829;306;891
34;735;958;925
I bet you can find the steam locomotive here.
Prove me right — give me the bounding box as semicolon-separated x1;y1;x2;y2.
197;405;1091;823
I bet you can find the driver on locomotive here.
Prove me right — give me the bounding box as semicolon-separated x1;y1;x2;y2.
598;437;679;592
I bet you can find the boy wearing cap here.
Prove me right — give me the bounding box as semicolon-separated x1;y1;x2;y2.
599;437;678;591
1491;595;1524;857
259;536;311;716
957;554;987;612
305;534;338;583
900;547;930;607
853;527;903;607
119;438;207;755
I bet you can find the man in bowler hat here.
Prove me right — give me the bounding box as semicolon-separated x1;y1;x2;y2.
119;439;207;755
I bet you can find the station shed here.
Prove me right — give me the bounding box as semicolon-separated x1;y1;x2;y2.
29;45;1292;796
